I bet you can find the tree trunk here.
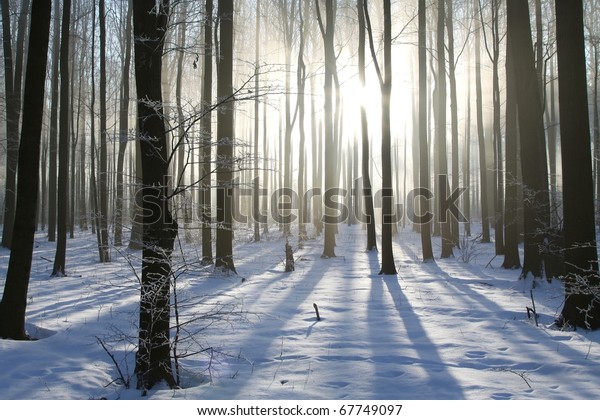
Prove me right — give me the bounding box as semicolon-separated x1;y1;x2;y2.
556;0;600;330
0;0;21;249
200;0;213;264
115;0;133;247
378;0;397;274
358;0;377;251
446;0;459;247
474;0;490;243
502;25;521;270
0;0;51;340
214;0;236;272
418;0;434;261
253;0;261;243
133;0;177;391
52;0;71;276
98;0;110;262
316;0;337;258
437;0;453;258
47;0;60;243
297;0;308;245
506;0;551;280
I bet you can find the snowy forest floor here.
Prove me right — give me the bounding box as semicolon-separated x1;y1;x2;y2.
1;223;600;400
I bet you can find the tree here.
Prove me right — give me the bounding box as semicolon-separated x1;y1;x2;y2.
418;0;434;262
0;0;52;339
315;0;338;258
501;23;521;270
357;0;377;251
1;0;17;249
436;0;453;258
555;0;600;330
97;0;110;262
363;0;396;274
132;0;177;390
474;0;490;243
47;0;60;243
52;0;72;277
506;0;550;280
114;0;133;248
253;0;261;243
200;0;214;265
214;0;236;272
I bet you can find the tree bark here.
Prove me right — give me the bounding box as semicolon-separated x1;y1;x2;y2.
97;0;110;262
115;0;133;247
474;0;490;243
506;0;551;280
200;0;214;264
555;0;600;330
418;0;434;261
52;0;71;276
214;0;236;272
358;0;377;251
502;24;521;270
133;0;177;391
0;0;51;340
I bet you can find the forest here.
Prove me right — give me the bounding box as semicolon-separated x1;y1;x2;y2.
1;0;600;400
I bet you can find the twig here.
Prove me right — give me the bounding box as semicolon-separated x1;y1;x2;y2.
96;336;130;389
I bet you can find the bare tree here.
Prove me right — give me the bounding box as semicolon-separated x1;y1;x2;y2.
214;0;236;272
555;0;600;330
52;0;72;276
132;0;177;390
419;0;434;261
0;0;51;339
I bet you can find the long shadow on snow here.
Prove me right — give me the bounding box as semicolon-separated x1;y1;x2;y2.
395;236;600;398
365;250;465;398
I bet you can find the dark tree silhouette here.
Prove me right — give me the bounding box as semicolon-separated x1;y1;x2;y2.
200;0;214;265
555;0;600;330
502;24;521;270
132;0;177;390
52;0;72;276
215;0;236;272
506;0;551;280
418;0;434;262
357;0;377;251
0;0;52;339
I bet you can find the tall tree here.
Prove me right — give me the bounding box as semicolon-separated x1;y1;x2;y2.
555;0;600;330
1;0;20;249
506;0;550;280
114;0;133;247
363;0;396;273
97;0;110;262
297;0;309;245
214;0;236;272
315;0;338;258
474;0;490;243
47;0;60;243
253;0;261;243
0;0;51;340
418;0;434;261
357;0;377;251
502;21;521;270
52;0;72;276
133;0;177;390
379;0;396;273
446;0;460;247
200;0;214;265
437;0;453;258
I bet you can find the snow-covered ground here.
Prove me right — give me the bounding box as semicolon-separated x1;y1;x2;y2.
1;223;600;402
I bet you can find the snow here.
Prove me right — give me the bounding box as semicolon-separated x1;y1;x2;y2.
1;223;600;404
